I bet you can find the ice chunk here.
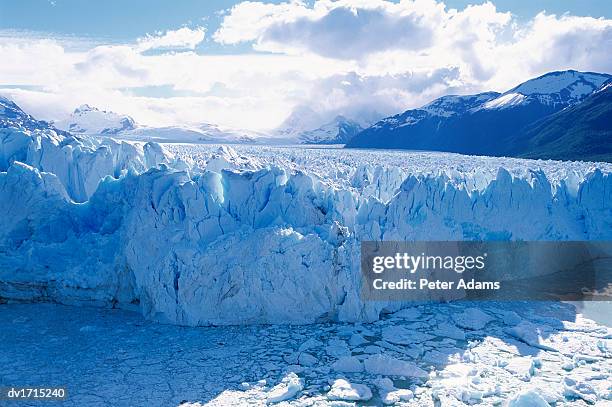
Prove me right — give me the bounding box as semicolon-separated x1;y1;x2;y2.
298;338;323;352
391;307;421;321
374;378;414;404
452;308;494;330
382;325;435;345
326;339;351;357
327;379;372;401
266;373;304;403
364;354;428;378
382;388;414;404
331;356;364;373
433;321;466;340
506;321;557;351
348;333;368;347
507;389;550;406
298;353;318;367
563;377;598;404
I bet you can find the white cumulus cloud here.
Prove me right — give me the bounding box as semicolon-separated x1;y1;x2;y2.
137;26;206;51
1;1;611;132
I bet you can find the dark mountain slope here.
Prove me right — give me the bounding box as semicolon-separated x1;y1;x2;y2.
512;82;612;162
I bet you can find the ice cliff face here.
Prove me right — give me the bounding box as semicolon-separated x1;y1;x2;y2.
0;126;181;202
1;118;611;325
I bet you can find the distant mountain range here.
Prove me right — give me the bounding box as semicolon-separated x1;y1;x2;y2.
347;70;612;162
273;106;366;144
293;115;363;144
3;69;611;162
53;104;264;144
52;104;365;145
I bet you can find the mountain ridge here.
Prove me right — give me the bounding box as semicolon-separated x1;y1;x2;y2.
346;70;612;162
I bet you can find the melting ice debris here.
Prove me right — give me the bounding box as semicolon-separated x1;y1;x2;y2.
451;308;495;330
432;321;466;341
298;338;324;352
505;321;557;352
363;354;429;378
3;299;612;405
331;356;364;373
348;333;368;347
507;389;551;406
382;325;435;345
390;307;421;321
297;353;318;367
562;376;599;404
326;378;372;401
325;339;351;358
374;378;415;405
265;372;304;403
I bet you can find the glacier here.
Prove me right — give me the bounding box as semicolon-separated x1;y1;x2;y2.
1;123;611;326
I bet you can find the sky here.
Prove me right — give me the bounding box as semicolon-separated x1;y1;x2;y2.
1;0;611;131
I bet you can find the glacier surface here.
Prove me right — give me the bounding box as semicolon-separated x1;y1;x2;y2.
1;126;612;325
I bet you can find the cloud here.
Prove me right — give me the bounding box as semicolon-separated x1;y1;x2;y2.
1;2;612;133
214;1;612;97
282;67;465;128
215;0;442;59
213;0;508;60
0;33;350;129
136;27;206;51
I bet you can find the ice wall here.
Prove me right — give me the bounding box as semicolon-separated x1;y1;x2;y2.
0;127;181;202
0;128;611;325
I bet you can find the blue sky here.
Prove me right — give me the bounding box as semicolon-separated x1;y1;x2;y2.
2;0;611;47
0;1;611;130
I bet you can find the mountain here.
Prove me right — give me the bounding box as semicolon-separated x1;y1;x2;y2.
124;123;260;144
275;107;366;144
55;104;136;135
0;96;70;135
510;81;612;162
55;104;263;144
297;116;363;144
346;70;612;160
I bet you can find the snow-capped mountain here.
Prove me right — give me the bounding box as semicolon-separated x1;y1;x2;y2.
55;104;136;135
479;70;610;111
123;123;261;144
274;106;325;140
373;92;500;129
347;70;612;161
275;107;366;145
297;116;363;144
54;104;265;144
